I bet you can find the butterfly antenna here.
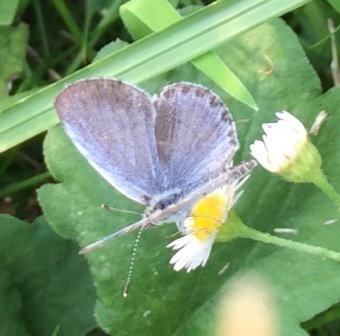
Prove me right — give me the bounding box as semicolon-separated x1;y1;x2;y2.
101;204;143;216
79;218;150;254
123;228;143;298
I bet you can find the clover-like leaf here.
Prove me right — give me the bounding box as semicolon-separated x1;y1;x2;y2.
0;215;96;336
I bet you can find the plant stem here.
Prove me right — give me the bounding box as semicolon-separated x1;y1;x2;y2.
312;169;340;210
0;171;52;199
237;224;340;262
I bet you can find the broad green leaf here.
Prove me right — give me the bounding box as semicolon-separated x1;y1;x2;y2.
0;24;28;98
0;0;19;26
0;0;310;153
38;19;340;335
0;215;30;336
0;215;96;336
120;0;258;110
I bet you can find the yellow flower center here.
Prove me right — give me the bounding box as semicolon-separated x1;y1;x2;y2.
190;190;229;241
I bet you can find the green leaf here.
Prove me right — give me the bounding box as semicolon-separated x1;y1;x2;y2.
120;0;258;111
326;0;340;13
38;19;340;335
120;0;182;39
0;0;20;26
93;39;129;61
0;215;96;336
0;24;28;98
0;0;310;153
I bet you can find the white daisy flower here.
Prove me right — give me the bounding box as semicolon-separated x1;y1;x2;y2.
250;111;322;183
167;178;247;272
250;112;307;173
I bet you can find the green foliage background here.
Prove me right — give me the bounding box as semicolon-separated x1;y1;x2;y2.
1;0;340;335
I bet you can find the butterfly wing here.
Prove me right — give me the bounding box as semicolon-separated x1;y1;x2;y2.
153;83;239;191
54;79;163;204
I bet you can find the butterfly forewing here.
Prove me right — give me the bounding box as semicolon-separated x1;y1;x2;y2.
55;79;163;204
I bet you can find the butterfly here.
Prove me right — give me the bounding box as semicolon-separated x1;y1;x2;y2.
54;79;255;253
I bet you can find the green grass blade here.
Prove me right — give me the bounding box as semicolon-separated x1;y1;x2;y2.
327;0;340;13
0;0;310;153
121;0;258;110
51;0;83;45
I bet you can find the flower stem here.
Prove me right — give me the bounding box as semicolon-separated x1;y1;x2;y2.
237;224;340;262
311;169;340;210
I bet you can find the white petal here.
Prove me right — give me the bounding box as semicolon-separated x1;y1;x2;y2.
251;112;307;173
250;141;276;172
167;234;194;249
168;234;216;272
